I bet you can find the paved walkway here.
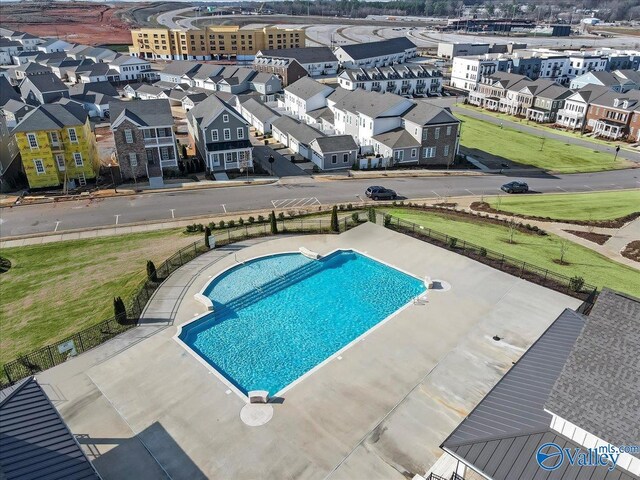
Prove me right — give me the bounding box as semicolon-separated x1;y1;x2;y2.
452;106;640;164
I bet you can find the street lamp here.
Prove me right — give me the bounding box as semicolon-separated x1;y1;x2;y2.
614;145;620;163
268;154;275;176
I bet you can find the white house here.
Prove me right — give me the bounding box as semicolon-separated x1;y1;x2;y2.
333;38;417;69
239;97;280;135
109;55;155;82
36;39;72;54
283;77;334;119
254;47;339;76
338;64;443;97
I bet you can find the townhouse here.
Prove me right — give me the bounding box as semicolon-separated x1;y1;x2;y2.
468;72;531;111
19;73;69;105
108;54;155;83
253;47;339;82
450;53;512;91
251;56;307;87
584;90;640;140
109;99;178;186
555;85;611;130
187;95;252;173
271;115;326;160
525;83;573;123
338;64;443;97
501;78;570;117
36;39;72;54
333;38;417;69
283;77;334;119
571;69;640;92
309;136;358;170
239;98;280;135
69;81;119;119
129;25;305;61
11;102;98;189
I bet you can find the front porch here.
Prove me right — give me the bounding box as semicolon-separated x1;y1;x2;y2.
526;107;552;123
592;119;626;140
206;147;253;172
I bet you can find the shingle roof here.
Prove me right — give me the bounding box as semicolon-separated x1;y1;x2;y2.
14;62;52;74
250;72;278;84
401;102;459;126
110;99;174;127
0;77;20;106
372;127;420;149
160;61;201;77
272;115;325;145
69;81;118;98
0;377;99;480
311;135;357;153
572;85;611;103
588;89;640;110
336;37;416;61
545;289;640;455
334;89;410;118
188;94;243;128
12;102;86;132
258;47;337;64
241;98;280;123
284;76;333;100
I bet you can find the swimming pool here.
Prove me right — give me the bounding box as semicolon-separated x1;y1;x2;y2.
178;250;425;397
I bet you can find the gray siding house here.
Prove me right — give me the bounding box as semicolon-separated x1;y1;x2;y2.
309;135;358;170
19;73;69;105
187;95;252;173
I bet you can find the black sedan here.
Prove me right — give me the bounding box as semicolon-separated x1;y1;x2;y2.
365;186;397;200
501;181;529;194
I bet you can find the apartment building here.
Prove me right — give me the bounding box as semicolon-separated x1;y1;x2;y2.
450;53;512;91
109;99;178;186
129;26;305;61
12;102;98;189
283;77;334;119
333;38;417;69
338;64;443;97
187;94;252;173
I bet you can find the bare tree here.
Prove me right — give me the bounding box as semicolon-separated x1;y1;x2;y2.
508;217;517;244
496;193;502;211
559;240;569;264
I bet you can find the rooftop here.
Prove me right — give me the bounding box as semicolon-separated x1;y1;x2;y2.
337;37;416;61
257;46;337;64
109;98;174;128
284;76;333;100
12;102;86;132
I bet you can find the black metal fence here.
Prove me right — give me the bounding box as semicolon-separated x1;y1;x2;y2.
2;216;359;385
384;214;598;303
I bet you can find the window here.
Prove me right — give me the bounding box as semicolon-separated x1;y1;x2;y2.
422;129;427;141
394;150;404;161
444;145;450;156
211;129;219;141
50;131;59;145
222;114;229;123
55;154;65;171
146;149;155;165
223;128;231;140
34;159;45;174
129;153;138;167
446;126;452;136
434;127;440;139
343;153;349;163
411;148;417;158
68;128;78;143
73;152;83;166
423;147;436;158
237;128;244;139
27;133;38;149
160;147;169;161
124;129;134;143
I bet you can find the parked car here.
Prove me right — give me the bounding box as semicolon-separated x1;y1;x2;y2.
501;181;529;193
365;186;397;200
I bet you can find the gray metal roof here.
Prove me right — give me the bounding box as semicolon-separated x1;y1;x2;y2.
0;377;99;480
284;77;333;100
257;47;337;65
546;289;640;455
109;98;173;128
336;37;416;61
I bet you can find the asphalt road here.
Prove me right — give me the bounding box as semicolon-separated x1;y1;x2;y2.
2;171;638;238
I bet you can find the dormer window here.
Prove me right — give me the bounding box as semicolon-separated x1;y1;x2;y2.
613;98;620;107
623;100;629;109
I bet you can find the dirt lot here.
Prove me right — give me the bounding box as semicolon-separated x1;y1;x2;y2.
0;2;136;45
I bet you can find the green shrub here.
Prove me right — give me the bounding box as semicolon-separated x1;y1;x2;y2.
146;260;158;282
204;226;211;248
479;247;487;257
330;205;339;232
218;220;225;228
368;207;376;223
270;210;278;234
312;165;319;173
208;222;216;230
248;216;255;224
238;217;244;226
351;212;359;223
569;276;585;292
339;204;345;210
347;203;353;210
278;212;285;220
258;215;265;223
228;220;235;228
383;214;391;227
448;237;458;249
113;297;127;325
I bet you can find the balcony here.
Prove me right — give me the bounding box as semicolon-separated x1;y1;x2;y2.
144;135;174;146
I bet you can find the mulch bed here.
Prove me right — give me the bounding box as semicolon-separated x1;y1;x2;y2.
621;240;640;262
470;202;640;228
563;230;612;245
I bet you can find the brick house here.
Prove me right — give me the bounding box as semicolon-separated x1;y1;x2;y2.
555;85;610;130
252;56;308;87
584;90;640;140
628;108;640;142
109;99;178;187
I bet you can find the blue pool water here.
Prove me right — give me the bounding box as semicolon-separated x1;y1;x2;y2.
179;250;425;395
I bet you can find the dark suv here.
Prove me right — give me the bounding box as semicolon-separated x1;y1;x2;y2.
501;181;529;194
365;186;397;200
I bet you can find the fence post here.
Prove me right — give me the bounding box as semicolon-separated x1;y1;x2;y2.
77;331;85;353
179;249;183;265
228;229;231;242
500;254;505;269
194;242;197;256
47;345;55;366
543;270;548;284
521;261;526;278
4;365;12;384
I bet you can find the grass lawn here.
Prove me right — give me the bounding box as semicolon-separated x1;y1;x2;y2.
0;229;197;369
385;208;640;297
457;104;635;151
487;190;640;221
457;113;634;173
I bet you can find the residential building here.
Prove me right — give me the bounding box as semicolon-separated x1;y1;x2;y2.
468;72;531;111
0;38;24;65
570;69;640;92
338;64;443;97
187;94;252;173
251;56;308;87
129;26;305;61
36;38;72;54
500;78;570;117
283;77;334;119
526;83;573;123
556;85;610;130
309;135;358;170
0;377;100;480
109;99;178;186
439;289;640;480
585;90;640;139
69;81;119;119
2;99;35;128
13;61;52;81
12;102;99;189
240;98;280;135
254;47;339;78
19;73;69;105
271;115;325;160
628;108;640;142
333;38;417;69
0;111;22;191
450;53;512;91
249;72;281;97
108;54;154;82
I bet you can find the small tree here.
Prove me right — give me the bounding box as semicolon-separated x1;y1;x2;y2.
559;240;569;264
368;207;376;223
146;260;158;282
218;220;225;228
113;297;127;324
351;212;359;223
507;217;517;244
383;214;391;227
330;205;339;232
270;210;278;234
238;217;244;226
204;226;211;249
569;276;585;293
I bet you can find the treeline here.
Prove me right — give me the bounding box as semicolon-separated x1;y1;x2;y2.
262;0;640;21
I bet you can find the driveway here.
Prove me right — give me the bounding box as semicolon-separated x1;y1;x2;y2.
252;144;309;177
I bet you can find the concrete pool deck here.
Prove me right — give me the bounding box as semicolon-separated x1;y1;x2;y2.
37;223;582;479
